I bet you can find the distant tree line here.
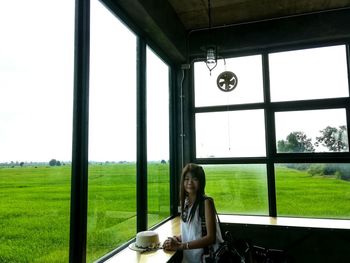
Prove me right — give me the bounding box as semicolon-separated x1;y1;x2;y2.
277;125;349;181
49;159;62;166
0;160;66;168
277;125;348;153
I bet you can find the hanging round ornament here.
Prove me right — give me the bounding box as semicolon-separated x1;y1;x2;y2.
216;71;238;92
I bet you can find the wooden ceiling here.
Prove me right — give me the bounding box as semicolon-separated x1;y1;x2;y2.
168;0;350;30
109;0;350;63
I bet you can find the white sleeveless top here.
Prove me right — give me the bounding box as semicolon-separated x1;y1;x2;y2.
181;199;223;263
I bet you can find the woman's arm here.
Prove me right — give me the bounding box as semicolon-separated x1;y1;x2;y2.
183;198;217;250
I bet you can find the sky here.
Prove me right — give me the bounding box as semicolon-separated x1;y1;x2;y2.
0;0;169;163
89;1;170;162
0;0;75;163
0;0;348;163
194;46;349;158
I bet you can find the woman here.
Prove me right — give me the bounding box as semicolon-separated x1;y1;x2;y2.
163;163;223;263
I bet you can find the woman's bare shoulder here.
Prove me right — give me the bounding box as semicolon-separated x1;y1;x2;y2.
203;196;215;209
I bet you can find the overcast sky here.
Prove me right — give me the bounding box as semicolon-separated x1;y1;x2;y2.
0;0;348;163
195;46;348;157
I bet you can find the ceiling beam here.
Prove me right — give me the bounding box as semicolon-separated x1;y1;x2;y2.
107;0;187;64
188;8;350;59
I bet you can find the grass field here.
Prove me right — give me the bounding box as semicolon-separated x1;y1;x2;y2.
1;163;350;262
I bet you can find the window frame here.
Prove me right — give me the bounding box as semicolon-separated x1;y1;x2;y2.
71;1;178;262
190;43;350;218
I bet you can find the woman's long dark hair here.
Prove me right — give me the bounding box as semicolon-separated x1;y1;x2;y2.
180;163;206;222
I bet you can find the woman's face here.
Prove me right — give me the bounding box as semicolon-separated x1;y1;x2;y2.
183;172;199;196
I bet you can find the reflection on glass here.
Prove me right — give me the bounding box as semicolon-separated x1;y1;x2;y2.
276;163;350;219
0;0;74;262
88;0;137;261
196;110;266;158
204;164;268;215
275;109;348;153
146;47;170;228
270;45;349;102
194;55;263;107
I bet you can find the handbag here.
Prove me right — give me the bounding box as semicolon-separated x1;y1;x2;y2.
247;245;287;263
200;197;246;263
203;232;245;263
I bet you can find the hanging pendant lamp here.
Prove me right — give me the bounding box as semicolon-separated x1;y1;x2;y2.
205;0;217;75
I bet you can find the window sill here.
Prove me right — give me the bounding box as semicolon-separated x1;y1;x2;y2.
103;216;181;263
219;214;350;230
102;214;350;262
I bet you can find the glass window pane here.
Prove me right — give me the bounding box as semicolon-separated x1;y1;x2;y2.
146;47;170;228
276;163;350;219
0;0;74;262
194;55;263;107
270;45;349;102
88;0;137;261
204;164;268;215
196;110;266;158
276;109;348;153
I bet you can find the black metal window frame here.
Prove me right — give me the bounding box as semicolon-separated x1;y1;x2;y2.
67;1;350;261
69;1;178;262
189;42;350;218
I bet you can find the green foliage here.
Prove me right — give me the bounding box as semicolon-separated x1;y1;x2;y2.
307;164;326;176
285;163;310;171
335;171;342;180
335;164;350;181
275;166;350;218
0;163;170;263
306;163;350;181
0;166;71;263
204;164;269;215
49;159;57;166
277;131;315;153
315;125;348;152
1;164;350;263
49;159;62;167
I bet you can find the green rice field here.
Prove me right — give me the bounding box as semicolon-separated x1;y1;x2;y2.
0;163;349;262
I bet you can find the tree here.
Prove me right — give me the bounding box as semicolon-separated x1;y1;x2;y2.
19;162;24;167
277;131;315;153
49;159;57;166
315;125;348;152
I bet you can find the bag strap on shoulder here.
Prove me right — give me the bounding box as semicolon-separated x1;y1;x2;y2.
200;196;222;234
200;196;223;256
